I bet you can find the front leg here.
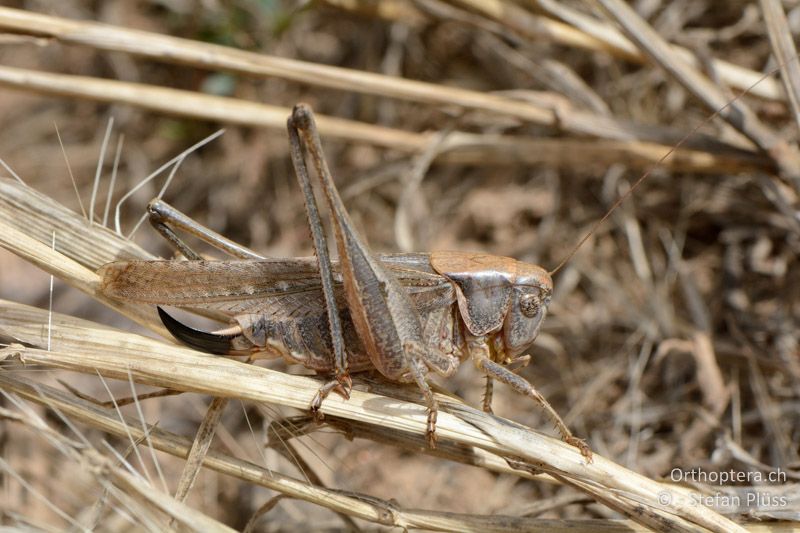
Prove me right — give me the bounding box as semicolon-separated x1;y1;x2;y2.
469;336;592;461
481;334;532;413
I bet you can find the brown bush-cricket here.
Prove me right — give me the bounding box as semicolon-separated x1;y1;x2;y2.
97;104;593;459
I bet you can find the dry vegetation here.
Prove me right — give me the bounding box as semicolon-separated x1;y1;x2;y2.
0;1;798;531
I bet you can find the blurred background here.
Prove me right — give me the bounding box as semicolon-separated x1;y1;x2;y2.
0;0;798;530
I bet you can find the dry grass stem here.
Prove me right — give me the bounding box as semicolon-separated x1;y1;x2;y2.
0;181;740;531
173;396;228;503
0;4;778;130
1;373;583;532
596;0;800;185
0;180;165;334
0;9;783;155
0;65;773;176
0;300;742;533
523;0;783;100
1;4;797;531
759;0;800;129
0;390;237;532
346;0;784;102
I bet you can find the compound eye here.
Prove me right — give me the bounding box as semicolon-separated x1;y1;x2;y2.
519;292;542;318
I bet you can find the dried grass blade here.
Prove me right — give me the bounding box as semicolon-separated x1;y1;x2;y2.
101;456;237;533
0;301;743;532
0;179;231;331
0;373;391;527
595;0;800;185
0;7;774;157
0;6;551;125
759;0;800;130
173;397;228;503
0;65;423;151
526;0;783;101
0;216;163;335
0;389;235;532
1;372;690;533
0;178;152;269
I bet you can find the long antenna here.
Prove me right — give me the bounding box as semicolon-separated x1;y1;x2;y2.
548;68;783;276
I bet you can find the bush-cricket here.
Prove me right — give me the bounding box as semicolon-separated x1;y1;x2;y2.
98;82;786;461
97;104;593;458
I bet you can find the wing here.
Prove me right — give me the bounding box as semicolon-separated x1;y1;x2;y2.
98;258;321;304
97;254;455;319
